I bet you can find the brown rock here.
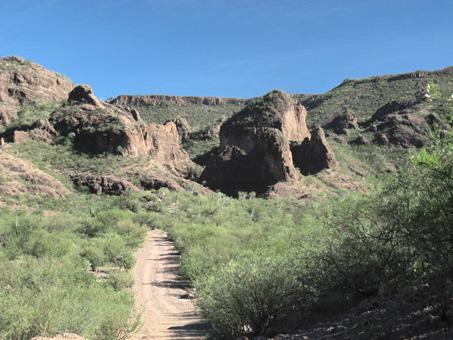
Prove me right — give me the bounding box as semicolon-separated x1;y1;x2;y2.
13;130;30;143
50;87;195;177
167;117;191;143
292;128;339;175
324;111;359;134
219;90;310;152
29;118;58;143
70;174;137;195
0;151;69;198
0;56;73;127
200;91;305;196
68;85;100;106
351;135;370;146
370;99;418;123
376;133;389;147
125;107;141;121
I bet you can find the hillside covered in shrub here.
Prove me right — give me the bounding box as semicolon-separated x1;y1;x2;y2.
1;56;453;339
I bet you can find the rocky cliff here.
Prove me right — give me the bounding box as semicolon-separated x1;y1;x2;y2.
200;90;337;196
48;85;195;177
0;56;73;126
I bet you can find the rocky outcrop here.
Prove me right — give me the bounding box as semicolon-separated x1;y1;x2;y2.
50;85;195;177
324;111;359;135
0;56;73;126
70;174;138;195
68;84;100;106
200;91;309;196
367;100;437;148
167;117;191;143
0;151;69;198
291;128;338;175
107;94;250;108
200;90;337;196
219;90;311;152
351;135;371;146
369;99;419;123
12;118;58;144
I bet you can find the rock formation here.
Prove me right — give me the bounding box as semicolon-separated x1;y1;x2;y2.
70;174;138;195
50;85;195;177
291;128;338;175
0;151;69;198
324;110;359;135
0;56;73;126
107;94;250;108
166;117;191;143
367;99;435;148
200;90;337;196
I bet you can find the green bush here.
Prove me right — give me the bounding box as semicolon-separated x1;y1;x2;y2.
197;256;305;338
106;270;135;291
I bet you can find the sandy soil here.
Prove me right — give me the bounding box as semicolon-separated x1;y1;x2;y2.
131;229;208;340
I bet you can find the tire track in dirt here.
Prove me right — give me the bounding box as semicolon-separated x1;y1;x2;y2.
131;229;208;340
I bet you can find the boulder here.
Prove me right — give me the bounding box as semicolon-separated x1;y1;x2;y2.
376;133;390;148
351;135;370;146
369;99;418;123
219;90;310;152
200;91;339;196
68;84;100;106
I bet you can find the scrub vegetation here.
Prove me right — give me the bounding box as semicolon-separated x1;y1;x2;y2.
1;66;453;339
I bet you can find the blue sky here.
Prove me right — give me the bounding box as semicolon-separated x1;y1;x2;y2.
1;0;452;99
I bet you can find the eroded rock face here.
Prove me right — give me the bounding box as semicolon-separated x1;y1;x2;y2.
200;90;336;196
12;118;58;144
70;174;137;195
68;84;100;106
219;90;310;152
0;56;73;127
324;111;359;135
367;100;436;148
292;128;338;175
0;152;69;198
166;117;191;143
50;85;195;177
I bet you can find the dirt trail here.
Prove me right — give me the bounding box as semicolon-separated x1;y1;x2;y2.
131;229;208;340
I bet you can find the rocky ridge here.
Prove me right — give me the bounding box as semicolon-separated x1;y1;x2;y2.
107;94;250;108
0;56;73;127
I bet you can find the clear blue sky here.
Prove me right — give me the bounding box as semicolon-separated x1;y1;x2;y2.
1;0;452;99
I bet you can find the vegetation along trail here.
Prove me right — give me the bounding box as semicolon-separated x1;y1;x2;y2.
131;229;208;340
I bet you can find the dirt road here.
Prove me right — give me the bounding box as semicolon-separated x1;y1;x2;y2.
131;229;208;340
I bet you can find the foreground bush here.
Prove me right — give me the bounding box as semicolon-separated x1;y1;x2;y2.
196;256;306;339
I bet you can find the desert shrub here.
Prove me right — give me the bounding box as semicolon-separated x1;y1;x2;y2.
102;233;136;269
197;256;306;339
23;229;75;258
80;239;109;270
106;270;135;291
91;291;141;340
